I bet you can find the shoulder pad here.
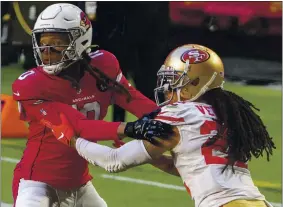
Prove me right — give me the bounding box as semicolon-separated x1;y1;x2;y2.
88;50;120;80
12;68;47;101
155;102;212;125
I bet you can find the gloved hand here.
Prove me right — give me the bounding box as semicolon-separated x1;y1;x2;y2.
40;113;75;146
140;108;161;121
124;118;173;144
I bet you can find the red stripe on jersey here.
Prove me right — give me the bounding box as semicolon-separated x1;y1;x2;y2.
155;115;185;122
158;111;169;115
201;139;248;169
184;182;191;196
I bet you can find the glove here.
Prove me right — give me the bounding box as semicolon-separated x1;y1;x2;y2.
40;113;75;146
124;119;173;144
140;108;161;121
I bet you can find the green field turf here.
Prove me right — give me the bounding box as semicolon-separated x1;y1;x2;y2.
1;65;282;206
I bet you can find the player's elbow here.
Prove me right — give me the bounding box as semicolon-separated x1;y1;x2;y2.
104;149;128;173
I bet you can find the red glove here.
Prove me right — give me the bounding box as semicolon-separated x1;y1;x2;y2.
40;113;75;146
112;140;125;148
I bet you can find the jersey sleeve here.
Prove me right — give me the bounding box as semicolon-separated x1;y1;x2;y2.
154;102;203;126
12;69;47;101
89;49;120;80
89;49;158;118
113;75;158;118
19;100;121;141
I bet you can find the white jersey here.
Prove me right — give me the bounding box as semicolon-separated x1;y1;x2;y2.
155;101;266;207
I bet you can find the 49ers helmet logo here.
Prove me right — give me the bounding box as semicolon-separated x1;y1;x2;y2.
181;49;210;64
80;12;91;31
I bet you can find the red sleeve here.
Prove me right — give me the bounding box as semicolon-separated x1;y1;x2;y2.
89;49;158;118
12;69;46;101
113;75;159;118
89;50;120;80
19;100;121;141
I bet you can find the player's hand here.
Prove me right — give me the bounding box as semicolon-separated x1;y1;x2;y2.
140;108;161;121
40;113;75;146
124;119;173;144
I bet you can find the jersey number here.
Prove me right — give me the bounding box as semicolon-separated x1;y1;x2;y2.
18;70;35;80
200;120;247;168
72;102;101;120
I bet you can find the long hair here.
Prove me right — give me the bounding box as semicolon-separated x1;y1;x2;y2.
59;51;132;102
201;88;276;172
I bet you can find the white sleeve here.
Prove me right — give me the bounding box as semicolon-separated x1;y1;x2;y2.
75;138;152;173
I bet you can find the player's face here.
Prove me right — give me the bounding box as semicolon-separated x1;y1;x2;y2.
39;33;70;65
165;91;179;104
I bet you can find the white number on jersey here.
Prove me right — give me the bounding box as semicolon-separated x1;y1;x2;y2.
18;70;35;80
72;101;101;120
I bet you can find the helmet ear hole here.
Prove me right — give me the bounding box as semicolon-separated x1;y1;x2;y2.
81;40;88;46
191;78;200;86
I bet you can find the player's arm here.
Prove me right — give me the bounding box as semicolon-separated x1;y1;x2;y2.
38;106;180;173
113;74;159;118
26;100;173;145
142;127;180;177
19;100;122;142
90;49;158;118
71;125;180;173
148;154;180;177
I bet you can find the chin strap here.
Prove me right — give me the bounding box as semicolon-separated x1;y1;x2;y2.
42;62;65;75
189;72;218;102
42;59;81;75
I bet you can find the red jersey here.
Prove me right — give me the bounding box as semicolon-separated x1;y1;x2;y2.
12;50;157;191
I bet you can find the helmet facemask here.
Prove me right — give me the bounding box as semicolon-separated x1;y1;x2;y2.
154;61;191;106
154;60;220;106
32;28;83;74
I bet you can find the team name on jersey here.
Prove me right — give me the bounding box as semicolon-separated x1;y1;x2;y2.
73;95;95;103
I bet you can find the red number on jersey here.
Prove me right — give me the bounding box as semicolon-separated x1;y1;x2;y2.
200;120;247;168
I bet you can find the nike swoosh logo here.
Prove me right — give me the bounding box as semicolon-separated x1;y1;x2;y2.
13;91;20;96
58;132;64;140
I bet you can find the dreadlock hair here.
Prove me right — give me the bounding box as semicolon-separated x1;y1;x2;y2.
58;60;84;93
59;50;133;102
201;87;276;172
81;51;132;102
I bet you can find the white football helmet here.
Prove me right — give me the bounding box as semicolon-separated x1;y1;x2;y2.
32;3;92;75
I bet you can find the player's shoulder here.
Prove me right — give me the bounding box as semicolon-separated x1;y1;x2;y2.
12;67;50;100
89;49;119;67
155;101;214;125
12;67;42;90
159;101;205;115
88;49;120;79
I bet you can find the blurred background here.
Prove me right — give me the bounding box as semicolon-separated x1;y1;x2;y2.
1;2;282;207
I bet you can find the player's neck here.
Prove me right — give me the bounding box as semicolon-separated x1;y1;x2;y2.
194;96;207;104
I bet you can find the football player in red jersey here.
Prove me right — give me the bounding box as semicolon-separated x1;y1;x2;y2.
45;44;276;207
11;3;172;207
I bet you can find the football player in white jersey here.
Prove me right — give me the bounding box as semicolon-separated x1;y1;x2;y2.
41;44;276;207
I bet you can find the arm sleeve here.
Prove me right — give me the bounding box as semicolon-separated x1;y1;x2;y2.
89;50;158;118
20;100;121;141
76;138;152;173
113;75;158;118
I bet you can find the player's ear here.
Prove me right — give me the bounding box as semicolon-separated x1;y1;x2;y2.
180;87;190;100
